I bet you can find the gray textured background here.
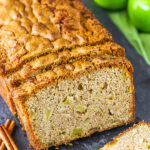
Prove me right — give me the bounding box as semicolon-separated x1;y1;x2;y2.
0;0;150;149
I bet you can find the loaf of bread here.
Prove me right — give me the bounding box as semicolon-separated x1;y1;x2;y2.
0;0;134;149
100;122;150;150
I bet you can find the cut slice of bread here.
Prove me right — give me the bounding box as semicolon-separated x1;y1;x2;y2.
0;0;135;149
14;57;134;149
100;122;150;150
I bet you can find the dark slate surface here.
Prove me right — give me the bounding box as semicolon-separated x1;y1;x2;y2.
0;0;150;149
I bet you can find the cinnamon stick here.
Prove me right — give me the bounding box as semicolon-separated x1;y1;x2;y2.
4;119;11;129
0;120;16;150
0;126;14;150
8;121;16;135
0;126;18;150
0;119;11;145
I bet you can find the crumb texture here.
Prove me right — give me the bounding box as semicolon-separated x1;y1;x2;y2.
100;123;150;150
25;68;133;147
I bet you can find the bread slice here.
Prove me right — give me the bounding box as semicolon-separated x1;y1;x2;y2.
0;0;134;149
12;57;134;149
100;122;150;150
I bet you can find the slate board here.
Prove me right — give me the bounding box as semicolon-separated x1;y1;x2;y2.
0;0;150;149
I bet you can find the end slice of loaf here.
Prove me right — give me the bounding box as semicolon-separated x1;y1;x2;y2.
14;57;134;149
100;122;150;150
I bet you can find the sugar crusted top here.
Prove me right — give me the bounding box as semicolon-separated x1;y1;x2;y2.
0;0;113;74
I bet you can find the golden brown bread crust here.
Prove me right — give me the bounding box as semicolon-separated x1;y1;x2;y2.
99;122;150;149
14;57;135;149
0;0;114;75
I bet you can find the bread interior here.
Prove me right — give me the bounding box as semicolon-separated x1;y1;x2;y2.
25;68;133;146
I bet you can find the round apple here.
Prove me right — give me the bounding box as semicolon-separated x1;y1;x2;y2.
128;0;150;32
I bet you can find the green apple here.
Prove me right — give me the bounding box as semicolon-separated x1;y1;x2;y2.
94;0;127;10
128;0;150;32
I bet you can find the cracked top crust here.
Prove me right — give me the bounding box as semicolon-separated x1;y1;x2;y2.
0;0;114;74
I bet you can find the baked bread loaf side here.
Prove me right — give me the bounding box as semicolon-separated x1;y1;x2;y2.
100;122;150;150
0;0;134;149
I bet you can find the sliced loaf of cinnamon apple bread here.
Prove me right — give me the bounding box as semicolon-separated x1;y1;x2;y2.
0;0;134;149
